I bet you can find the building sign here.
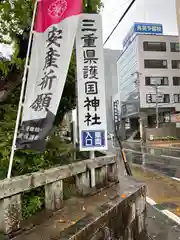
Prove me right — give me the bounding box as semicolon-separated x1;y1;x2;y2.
146;93;164;103
171;113;180;123
123;22;163;48
16;0;82;152
134;22;163;34
76;14;107;151
113;100;120;132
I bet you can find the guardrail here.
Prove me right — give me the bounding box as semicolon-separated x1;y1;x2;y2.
0;155;117;234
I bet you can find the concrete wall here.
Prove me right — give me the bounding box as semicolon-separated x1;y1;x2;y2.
60;177;147;240
0;153;148;240
0;156;117;235
145;126;180;140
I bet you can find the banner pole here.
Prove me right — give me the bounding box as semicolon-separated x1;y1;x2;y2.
7;0;38;179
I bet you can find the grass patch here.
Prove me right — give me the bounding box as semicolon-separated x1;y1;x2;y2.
22;187;45;219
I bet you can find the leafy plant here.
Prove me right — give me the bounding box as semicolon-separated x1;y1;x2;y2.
149;136;179;141
22;187;44;219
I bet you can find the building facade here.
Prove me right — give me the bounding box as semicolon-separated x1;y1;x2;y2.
104;48;121;134
117;33;180;137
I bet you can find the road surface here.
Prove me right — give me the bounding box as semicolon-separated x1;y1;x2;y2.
123;142;180;180
107;140;180;225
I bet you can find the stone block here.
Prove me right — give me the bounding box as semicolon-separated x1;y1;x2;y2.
95;166;108;188
138;212;145;233
130;202;136;223
45;180;63;211
136;195;146;215
75;171;90;196
107;163;118;182
59;183;148;240
90;168;95;188
0;194;22;234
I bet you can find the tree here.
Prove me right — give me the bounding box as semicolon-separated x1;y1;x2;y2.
0;1;104;216
0;0;103;123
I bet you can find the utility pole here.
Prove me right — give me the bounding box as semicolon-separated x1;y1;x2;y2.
155;83;159;128
131;71;144;143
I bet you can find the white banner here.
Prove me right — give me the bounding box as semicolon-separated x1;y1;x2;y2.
76;14;107;151
16;0;82;151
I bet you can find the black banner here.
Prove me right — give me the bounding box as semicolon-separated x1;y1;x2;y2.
16;110;54;152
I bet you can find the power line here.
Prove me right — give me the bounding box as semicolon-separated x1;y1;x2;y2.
103;0;132;16
103;0;136;46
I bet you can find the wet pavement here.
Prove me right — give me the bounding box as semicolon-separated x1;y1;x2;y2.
122;142;180;180
132;165;180;218
108;139;180;179
123;141;180;158
108;140;180;218
147;204;180;240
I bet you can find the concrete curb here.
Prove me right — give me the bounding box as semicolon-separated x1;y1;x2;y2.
171;177;180;182
146;197;180;225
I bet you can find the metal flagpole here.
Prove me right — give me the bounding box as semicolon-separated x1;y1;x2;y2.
7;0;38;179
9;0;14;9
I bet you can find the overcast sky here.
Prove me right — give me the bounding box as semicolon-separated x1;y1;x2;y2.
0;0;178;56
102;0;178;49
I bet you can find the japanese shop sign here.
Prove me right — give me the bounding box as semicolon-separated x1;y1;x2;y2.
76;14;107;151
16;0;82;151
112;93;121;133
171;113;180;123
134;22;163;34
123;22;163;48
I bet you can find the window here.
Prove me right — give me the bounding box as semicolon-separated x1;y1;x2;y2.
158;112;171;123
170;43;180;52
163;112;171;123
143;41;166;51
144;60;167;69
146;94;170;103
174;94;180;103
172;60;180;69
125;118;130;129
163;94;170;103
145;77;169;86
173;77;180;85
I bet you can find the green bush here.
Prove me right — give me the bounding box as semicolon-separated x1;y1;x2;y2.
22;187;44;219
149;136;178;141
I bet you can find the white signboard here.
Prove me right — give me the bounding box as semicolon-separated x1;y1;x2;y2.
76;14;107;151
